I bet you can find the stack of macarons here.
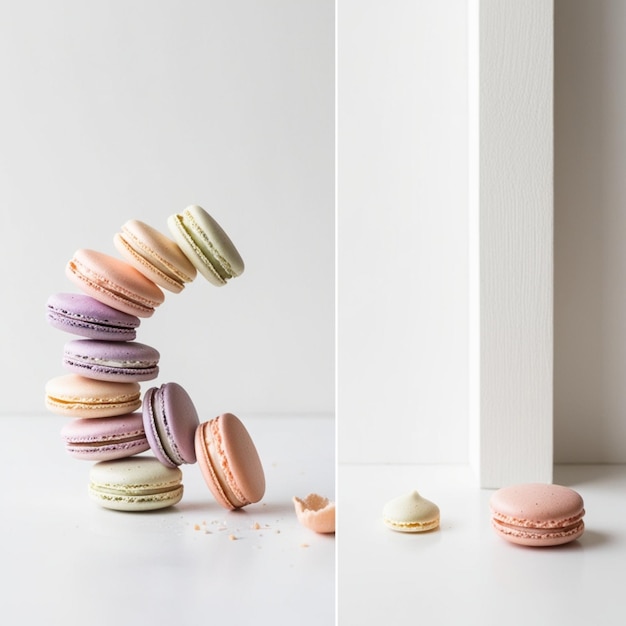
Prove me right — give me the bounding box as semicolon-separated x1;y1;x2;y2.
45;205;265;512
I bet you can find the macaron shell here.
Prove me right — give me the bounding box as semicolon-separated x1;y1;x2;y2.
63;339;160;382
167;205;244;286
142;382;200;467
194;413;265;509
45;374;141;418
113;219;197;293
61;413;149;461
88;457;183;511
293;494;336;534
46;292;140;340
66;249;164;318
491;519;585;547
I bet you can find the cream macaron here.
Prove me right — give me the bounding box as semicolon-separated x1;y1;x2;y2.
383;490;440;532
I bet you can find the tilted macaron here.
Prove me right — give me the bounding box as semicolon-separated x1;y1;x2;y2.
89;457;183;512
46;292;140;341
167;205;244;286
490;483;585;547
383;490;440;532
61;413;150;461
194;413;265;510
63;339;160;382
142;382;200;468
113;219;197;293
66;248;164;318
45;374;141;418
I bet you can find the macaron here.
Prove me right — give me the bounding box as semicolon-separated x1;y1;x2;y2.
167;205;244;286
63;339;160;382
46;292;140;340
113;219;197;293
489;483;585;547
383;491;440;532
61;413;150;461
142;382;200;468
194;413;265;510
45;374;142;418
66;248;164;318
89;457;183;511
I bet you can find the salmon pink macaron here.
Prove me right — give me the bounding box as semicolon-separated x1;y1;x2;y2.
66;249;164;318
194;413;265;510
61;413;150;461
113;219;197;293
490;483;585;547
45;374;142;418
63;339;160;382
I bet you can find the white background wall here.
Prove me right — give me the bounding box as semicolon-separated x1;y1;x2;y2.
554;0;626;462
339;0;626;466
338;0;469;464
0;0;334;418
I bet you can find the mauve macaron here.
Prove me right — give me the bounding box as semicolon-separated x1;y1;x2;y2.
113;219;197;293
46;292;141;340
490;483;585;547
63;339;160;382
66;248;164;318
61;413;150;461
45;374;142;418
142;382;200;468
194;413;265;510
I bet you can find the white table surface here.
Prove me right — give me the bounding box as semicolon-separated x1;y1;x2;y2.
1;414;335;626
338;463;626;626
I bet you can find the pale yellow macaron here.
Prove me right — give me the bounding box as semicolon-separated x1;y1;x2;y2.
383;490;440;532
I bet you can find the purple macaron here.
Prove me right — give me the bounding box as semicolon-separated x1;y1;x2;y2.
63;339;160;382
142;382;200;467
61;413;150;461
47;292;141;341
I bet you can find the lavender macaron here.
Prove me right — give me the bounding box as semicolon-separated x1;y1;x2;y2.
142;382;200;468
63;339;160;382
46;293;140;341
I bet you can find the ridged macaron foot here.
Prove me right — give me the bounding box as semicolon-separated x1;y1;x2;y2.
63;339;160;382
65;248;164;318
61;413;150;461
489;483;585;547
167;205;244;286
142;382;200;468
45;374;142;418
114;219;197;293
383;491;440;532
194;413;265;510
46;292;140;341
88;457;183;512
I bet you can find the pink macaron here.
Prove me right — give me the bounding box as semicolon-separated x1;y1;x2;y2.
194;413;265;510
142;382;200;468
490;483;585;547
61;413;150;461
66;249;164;318
63;339;160;382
